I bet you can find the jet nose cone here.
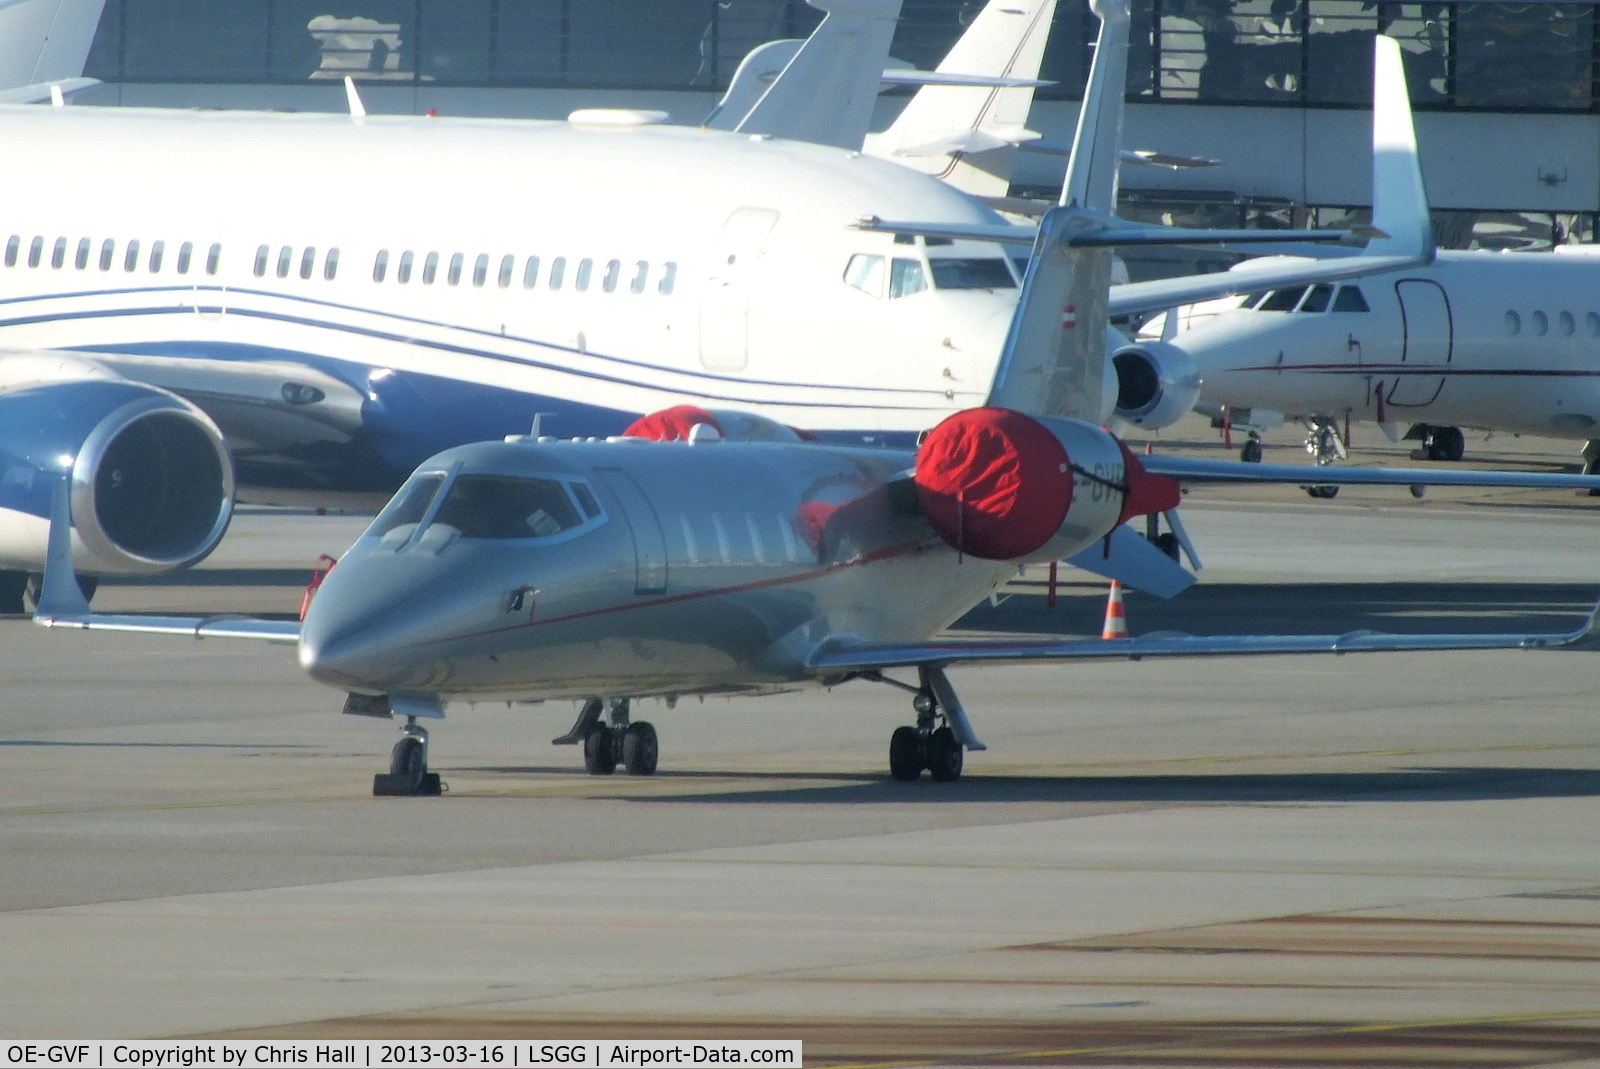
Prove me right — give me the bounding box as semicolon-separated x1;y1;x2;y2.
298;618;386;689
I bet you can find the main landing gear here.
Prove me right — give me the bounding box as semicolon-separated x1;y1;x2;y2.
878;665;985;783
373;717;442;796
555;697;659;776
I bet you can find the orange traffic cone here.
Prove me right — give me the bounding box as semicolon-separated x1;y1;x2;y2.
1101;580;1128;640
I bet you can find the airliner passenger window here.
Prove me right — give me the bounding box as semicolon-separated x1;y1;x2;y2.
373;250;390;283
928;258;1016;290
398;251;414;283
472;253;489;287
99;240;114;271
124;240;140;273
253;244;268;277
630;260;648;294
276;246;292;279
176;242;193;275
448;252;464;286
1299;284;1333;313
324;248;339;281
603;259;620;293
844;253;885;297
433;475;585;540
51;237;66;269
206;243;222;275
575;258;593;291
423;252;439;285
522;256;540;289
889;258;927;298
1257;286;1306;312
3;235;16;268
498;255;514;288
27;236;43;268
150;240;165;273
1332;286;1369;312
549;257;566;290
75;238;90;270
658;262;676;295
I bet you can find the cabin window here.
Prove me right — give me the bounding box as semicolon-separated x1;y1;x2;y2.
1299;284;1334;312
74;238;90;270
27;236;43;268
373;249;390;283
447;252;464;286
124;239;141;273
1531;310;1549;336
206;243;222;275
398;251;414;284
1332;285;1369;312
1505;310;1521;335
297;247;313;280
472;253;489;287
276;245;292;279
1588;312;1600;337
522;255;540;289
422;251;439;285
176;241;193;275
602;259;621;293
658;261;676;295
99;239;114;271
889;258;927;299
433;474;586;540
253;244;269;277
549;256;566;290
51;237;66;269
575;258;593;291
3;235;17;267
149;240;165;273
843;253;885;297
324;247;340;280
630;260;648;294
1560;310;1576;336
498;254;514;289
928;258;1016;290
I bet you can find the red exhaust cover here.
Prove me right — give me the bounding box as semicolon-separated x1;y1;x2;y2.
915;407;1074;560
625;404;722;441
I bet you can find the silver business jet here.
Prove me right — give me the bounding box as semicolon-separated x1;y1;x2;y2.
32;8;1600;795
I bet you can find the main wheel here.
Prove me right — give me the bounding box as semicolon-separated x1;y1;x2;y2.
926;726;964;783
389;736;427;791
1305;484;1339;499
583;728;617;775
1429;426;1465;462
1240;438;1263;463
888;726;923;782
622;722;658;775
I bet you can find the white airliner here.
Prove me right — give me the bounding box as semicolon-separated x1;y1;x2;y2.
0;0;1430;612
1118;244;1600;475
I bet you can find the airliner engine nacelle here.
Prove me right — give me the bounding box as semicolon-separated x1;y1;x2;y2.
912;407;1180;566
1109;339;1202;430
0;379;234;573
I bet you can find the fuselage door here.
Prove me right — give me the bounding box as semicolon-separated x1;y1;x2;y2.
1388;278;1451;407
595;468;668;595
699;207;779;373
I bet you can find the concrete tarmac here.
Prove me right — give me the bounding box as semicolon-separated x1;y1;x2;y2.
3;440;1600;1064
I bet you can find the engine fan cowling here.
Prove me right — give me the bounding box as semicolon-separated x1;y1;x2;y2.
1110;339;1202;429
0;379;235;573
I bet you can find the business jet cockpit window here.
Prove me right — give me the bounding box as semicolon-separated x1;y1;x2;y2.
433;474;601;541
367;471;447;543
1332;285;1370;312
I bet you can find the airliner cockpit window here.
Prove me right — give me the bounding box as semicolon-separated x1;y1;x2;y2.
1257;286;1307;311
889;258;928;298
368;472;446;540
433;474;586;540
1332;285;1370;312
928;258;1018;290
843;253;885;297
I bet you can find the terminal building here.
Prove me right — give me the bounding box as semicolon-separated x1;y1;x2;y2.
74;1;1600;248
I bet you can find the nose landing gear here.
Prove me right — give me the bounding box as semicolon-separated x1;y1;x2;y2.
373;717;442;796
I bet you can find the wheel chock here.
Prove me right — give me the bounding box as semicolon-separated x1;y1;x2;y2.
372;771;443;796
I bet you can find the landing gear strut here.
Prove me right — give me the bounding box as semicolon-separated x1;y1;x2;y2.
1302;417;1346;499
881;665;984;782
373;717;442;796
560;698;659;776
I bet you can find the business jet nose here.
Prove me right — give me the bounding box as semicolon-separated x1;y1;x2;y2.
298;609;388;690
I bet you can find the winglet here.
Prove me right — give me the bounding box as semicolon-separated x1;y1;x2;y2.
35;475;91;623
1366;35;1433;262
344;76;367;120
1060;0;1130;211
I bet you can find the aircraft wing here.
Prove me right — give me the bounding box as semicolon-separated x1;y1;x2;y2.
806;609;1600;673
1105;250;1433;319
1141;455;1600;491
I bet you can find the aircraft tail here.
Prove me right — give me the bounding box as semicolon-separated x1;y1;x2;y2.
870;0;1059;198
0;0;107;90
726;0;904;151
1366;34;1434;262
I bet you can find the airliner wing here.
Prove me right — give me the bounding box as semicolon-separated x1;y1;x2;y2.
806;608;1600;673
1141;456;1600;491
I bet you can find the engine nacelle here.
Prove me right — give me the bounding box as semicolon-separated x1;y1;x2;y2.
1110;339;1202;430
913;407;1179;565
0;379;235;573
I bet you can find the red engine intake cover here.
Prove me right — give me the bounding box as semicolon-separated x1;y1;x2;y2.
914;407;1074;560
624;405;722;441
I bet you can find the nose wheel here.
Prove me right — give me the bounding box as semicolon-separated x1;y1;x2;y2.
373;718;442;796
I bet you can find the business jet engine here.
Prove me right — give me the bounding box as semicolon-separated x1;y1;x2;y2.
1109;338;1202;430
912;407;1179;564
0;378;234;574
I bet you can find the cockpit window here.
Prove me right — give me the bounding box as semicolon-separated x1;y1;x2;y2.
433;474;587;540
1257;286;1307;312
928;258;1017;290
1240;292;1267;309
889;258;928;298
843;253;885;297
367;472;445;539
1299;284;1334;313
1332;285;1370;312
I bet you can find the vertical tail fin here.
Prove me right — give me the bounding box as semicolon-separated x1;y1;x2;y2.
1060;0;1129;212
0;0;107;89
1366;34;1434;262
